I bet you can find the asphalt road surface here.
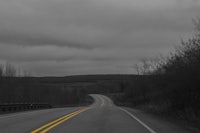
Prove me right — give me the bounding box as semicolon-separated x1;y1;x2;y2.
0;94;196;133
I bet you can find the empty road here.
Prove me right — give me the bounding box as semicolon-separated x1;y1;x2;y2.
0;94;196;133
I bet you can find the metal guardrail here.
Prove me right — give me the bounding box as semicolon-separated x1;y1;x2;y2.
0;103;52;112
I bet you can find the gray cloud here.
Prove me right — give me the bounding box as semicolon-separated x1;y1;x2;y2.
0;31;96;49
0;0;199;76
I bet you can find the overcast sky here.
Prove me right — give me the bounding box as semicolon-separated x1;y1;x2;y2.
0;0;199;76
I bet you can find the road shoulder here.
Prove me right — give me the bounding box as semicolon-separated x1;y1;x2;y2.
121;107;200;133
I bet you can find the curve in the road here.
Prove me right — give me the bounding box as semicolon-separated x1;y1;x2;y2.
31;94;157;133
0;94;194;133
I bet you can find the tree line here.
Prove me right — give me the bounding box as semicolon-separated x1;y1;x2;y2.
0;77;93;106
110;19;200;126
0;62;31;77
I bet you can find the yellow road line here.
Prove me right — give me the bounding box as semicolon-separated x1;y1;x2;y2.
31;107;90;133
40;108;89;133
31;109;84;133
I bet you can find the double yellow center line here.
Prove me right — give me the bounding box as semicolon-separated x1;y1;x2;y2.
31;107;91;133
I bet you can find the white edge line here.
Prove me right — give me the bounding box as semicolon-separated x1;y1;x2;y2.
119;107;157;133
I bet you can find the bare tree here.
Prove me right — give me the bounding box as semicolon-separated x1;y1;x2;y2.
133;64;140;75
16;68;22;77
134;58;152;75
134;56;167;75
0;64;3;77
4;62;17;77
193;17;200;35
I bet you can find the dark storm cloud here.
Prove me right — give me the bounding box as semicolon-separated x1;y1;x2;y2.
0;0;199;76
0;31;95;49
